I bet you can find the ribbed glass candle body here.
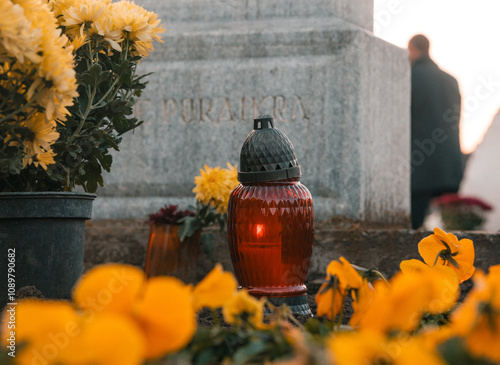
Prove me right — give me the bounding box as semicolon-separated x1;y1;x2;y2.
227;179;314;298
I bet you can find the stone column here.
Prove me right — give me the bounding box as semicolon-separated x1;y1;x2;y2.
93;0;411;226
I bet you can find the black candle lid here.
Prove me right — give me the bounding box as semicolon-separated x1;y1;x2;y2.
238;115;301;183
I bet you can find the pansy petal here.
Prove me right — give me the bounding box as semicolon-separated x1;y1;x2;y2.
418;236;445;266
1;300;81;365
73;264;145;315
133;277;196;359
58;313;145;365
400;259;429;273
222;289;265;328
192;264;237;310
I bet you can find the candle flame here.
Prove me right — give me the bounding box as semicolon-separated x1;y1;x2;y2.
255;224;265;239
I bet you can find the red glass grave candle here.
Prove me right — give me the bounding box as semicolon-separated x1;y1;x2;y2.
227;115;314;314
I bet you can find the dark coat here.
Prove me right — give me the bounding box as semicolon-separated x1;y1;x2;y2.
411;56;464;195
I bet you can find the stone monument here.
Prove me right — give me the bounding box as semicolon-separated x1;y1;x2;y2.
93;0;411;225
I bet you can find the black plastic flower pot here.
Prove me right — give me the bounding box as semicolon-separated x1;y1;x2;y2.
0;192;95;308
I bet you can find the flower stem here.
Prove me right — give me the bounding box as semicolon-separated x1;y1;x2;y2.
211;308;221;327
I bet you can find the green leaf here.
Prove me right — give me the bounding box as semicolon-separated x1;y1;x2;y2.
88;64;103;88
304;318;332;337
437;337;494;365
178;216;203;241
194;348;216;365
199;233;214;255
233;340;267;365
102;134;120;150
96;153;112;172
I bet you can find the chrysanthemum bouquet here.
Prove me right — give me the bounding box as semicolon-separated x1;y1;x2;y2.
179;163;239;241
150;163;239;247
434;193;493;231
0;0;164;192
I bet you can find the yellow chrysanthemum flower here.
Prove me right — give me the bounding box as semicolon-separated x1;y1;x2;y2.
109;0;164;57
22;114;59;156
36;28;78;122
5;113;60;168
11;0;78;123
192;263;238;311
418;228;475;283
32;149;57;170
193;163;239;214
47;0;75;18
68;32;89;51
93;17;123;51
62;0;109;38
193;165;227;203
0;0;42;64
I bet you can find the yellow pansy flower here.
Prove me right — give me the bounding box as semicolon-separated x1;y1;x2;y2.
400;259;459;314
192;264;238;311
350;282;376;327
327;330;446;365
418;228;475;283
73;263;145;315
315;283;344;321
1;300;81;365
0;300;145;365
74;264;196;360
316;257;363;320
451;266;500;362
133;277;196;359
58;313;145;365
357;267;458;333
222;289;266;328
326;257;363;293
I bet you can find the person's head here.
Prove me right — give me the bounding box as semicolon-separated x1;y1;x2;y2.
408;34;430;64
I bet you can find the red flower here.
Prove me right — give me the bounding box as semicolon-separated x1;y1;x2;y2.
148;205;195;225
434;194;493;211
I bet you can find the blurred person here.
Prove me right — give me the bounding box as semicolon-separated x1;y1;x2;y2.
408;34;464;229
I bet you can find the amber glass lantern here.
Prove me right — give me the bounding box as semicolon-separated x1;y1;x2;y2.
145;224;201;283
227;115;314;315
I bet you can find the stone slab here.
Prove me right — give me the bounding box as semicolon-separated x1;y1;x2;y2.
84;219;500;282
93;2;410;225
